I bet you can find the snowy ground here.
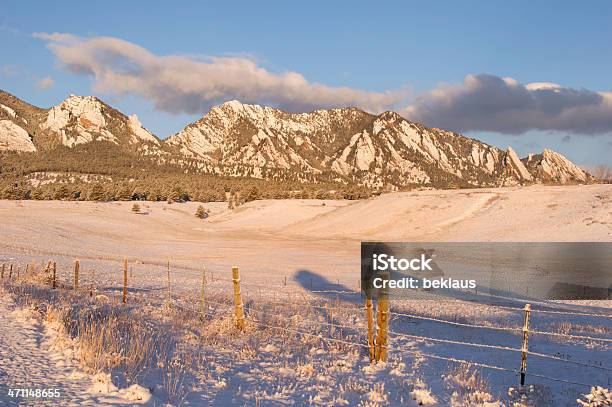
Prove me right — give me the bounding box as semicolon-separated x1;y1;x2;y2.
0;184;610;405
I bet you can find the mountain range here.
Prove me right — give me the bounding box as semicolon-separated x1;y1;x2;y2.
0;89;592;190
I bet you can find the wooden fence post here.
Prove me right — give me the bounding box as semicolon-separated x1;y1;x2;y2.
232;266;245;330
366;297;375;362
89;269;94;297
1;264;4;280
166;261;171;302
52;262;57;289
200;267;206;320
122;259;128;304
375;296;389;362
9;264;13;279
329;302;334;335
520;304;531;386
74;260;80;290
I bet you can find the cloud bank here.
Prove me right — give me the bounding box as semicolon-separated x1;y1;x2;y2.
34;32;406;114
35;33;612;135
404;74;612;135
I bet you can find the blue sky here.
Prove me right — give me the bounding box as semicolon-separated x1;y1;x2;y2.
1;1;611;166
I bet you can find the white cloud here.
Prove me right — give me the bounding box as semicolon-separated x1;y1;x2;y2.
35;76;55;90
404;74;612;135
34;32;407;115
34;33;612;136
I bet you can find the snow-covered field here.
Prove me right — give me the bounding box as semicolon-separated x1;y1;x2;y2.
0;184;610;406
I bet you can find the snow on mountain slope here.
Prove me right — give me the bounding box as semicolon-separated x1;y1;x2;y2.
0;90;593;188
167;101;550;188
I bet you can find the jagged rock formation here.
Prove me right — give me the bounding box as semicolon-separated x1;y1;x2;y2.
167;100;589;188
523;149;591;183
0;90;593;189
42;95;161;151
0;90;162;154
502;146;533;183
0;120;36;152
0;91;49;150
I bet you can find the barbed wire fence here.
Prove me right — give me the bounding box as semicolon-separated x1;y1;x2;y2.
1;258;610;391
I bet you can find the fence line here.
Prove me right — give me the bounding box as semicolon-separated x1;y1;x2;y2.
172;299;374;350
243;304;363;332
389;309;611;343
248;318;372;349
526;350;612;371
522;372;596;388
529;329;612;343
2;259;610;391
390;329;611;371
474;302;612;319
175;296;364;333
177;291;612;374
402;348;595;389
389;329;523;353
389;310;522;333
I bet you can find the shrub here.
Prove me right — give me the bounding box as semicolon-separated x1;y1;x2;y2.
131;203;141;213
195;205;208;219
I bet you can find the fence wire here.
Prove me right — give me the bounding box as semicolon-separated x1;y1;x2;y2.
1;259;610;392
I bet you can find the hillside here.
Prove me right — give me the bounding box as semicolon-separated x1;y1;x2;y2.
0;90;594;201
167;100;592;188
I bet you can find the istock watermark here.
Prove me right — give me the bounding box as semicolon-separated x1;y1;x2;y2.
361;242;612;301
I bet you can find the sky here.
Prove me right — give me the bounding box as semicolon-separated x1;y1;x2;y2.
1;1;611;167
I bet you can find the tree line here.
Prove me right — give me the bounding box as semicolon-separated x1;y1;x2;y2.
0;142;373;202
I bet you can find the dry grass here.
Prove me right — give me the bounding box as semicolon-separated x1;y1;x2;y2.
6;259;605;405
3;273;194;403
444;364;499;406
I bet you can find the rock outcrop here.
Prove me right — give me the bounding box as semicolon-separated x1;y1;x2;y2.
0;90;593;188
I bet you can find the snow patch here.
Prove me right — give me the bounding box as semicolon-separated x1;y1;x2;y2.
119;384;152;402
87;372;118;394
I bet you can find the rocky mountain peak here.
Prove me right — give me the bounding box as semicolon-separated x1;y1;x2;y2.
523;149;591;183
46;95;106;132
127;114;159;145
0;90;595;189
39;94;161;150
376;111;404;122
164;100;595;188
504;146;533;181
